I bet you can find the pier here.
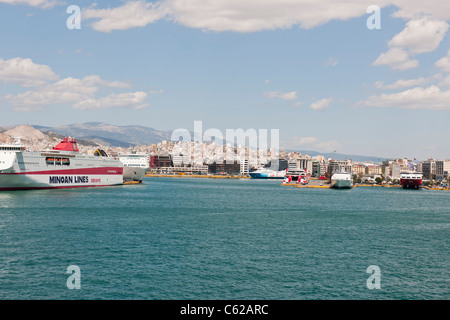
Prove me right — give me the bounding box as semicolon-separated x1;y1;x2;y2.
145;173;250;179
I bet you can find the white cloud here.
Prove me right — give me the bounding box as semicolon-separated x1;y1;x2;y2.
83;75;131;89
435;50;450;73
324;57;338;67
316;140;341;152
388;18;448;54
83;0;374;33
0;0;58;8
73;92;149;110
5;77;98;109
310;98;332;111
149;89;164;94
0;57;58;87
5;75;132;110
390;0;450;21
282;136;341;152
372;47;419;70
374;77;428;90
5;0;450;32
438;74;450;88
83;1;168;33
357;85;450;110
79;1;450;33
292;137;318;146
264;90;297;101
373;18;448;71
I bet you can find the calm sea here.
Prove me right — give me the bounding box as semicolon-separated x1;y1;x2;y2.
0;177;448;300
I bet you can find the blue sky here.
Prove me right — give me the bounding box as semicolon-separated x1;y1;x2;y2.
1;0;450;160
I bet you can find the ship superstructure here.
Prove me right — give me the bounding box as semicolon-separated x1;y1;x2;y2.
119;151;149;182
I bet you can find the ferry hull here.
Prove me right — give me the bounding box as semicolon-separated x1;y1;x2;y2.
249;172;285;179
400;179;422;189
331;179;352;189
400;173;423;190
0;168;123;191
284;172;312;184
123;166;147;182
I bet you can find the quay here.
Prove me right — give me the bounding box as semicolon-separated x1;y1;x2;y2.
123;180;142;185
145;173;250;179
281;182;450;190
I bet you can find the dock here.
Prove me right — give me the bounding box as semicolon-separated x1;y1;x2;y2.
145;174;250;179
123;180;142;185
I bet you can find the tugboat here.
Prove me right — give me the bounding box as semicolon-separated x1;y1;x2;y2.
0;137;123;191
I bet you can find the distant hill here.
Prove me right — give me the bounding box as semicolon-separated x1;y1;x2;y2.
1;122;387;162
0;125;100;151
4;125;47;141
33;122;172;147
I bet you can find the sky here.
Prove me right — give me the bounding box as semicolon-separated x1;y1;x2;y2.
0;0;449;160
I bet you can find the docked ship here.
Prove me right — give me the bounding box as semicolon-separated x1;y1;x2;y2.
284;169;311;184
400;172;423;189
249;168;286;179
330;172;353;189
118;151;149;182
0;137;123;191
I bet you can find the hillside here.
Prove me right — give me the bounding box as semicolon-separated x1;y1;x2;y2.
1;122;387;162
33;122;172;146
0;125;100;152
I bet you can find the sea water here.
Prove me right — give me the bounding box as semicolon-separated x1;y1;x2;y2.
0;178;448;299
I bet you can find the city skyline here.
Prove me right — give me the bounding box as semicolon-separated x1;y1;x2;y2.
1;1;450;160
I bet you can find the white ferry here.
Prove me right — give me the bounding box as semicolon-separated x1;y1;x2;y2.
119;151;149;182
331;172;353;189
0;137;123;191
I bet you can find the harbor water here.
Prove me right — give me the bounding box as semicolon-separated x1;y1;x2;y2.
0;177;448;299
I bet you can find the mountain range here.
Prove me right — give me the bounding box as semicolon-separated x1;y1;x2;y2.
32;122;173;147
0;122;385;162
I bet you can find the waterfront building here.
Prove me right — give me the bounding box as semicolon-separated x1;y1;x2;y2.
240;159;249;175
435;160;450;180
444;160;450;179
391;164;401;180
416;162;423;174
327;159;352;175
157;166;208;175
172;154;191;167
312;156;327;177
150;154;173;168
208;161;241;175
365;164;383;175
362;175;382;183
288;156;313;174
352;163;365;176
422;159;437;180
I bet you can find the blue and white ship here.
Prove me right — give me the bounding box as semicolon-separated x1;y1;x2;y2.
249;168;286;179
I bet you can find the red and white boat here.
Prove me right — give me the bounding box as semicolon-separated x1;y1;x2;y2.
0;137;123;191
400;172;423;189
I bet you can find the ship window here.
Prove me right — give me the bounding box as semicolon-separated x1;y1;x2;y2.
55;158;62;165
45;157;55;165
62;158;70;166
